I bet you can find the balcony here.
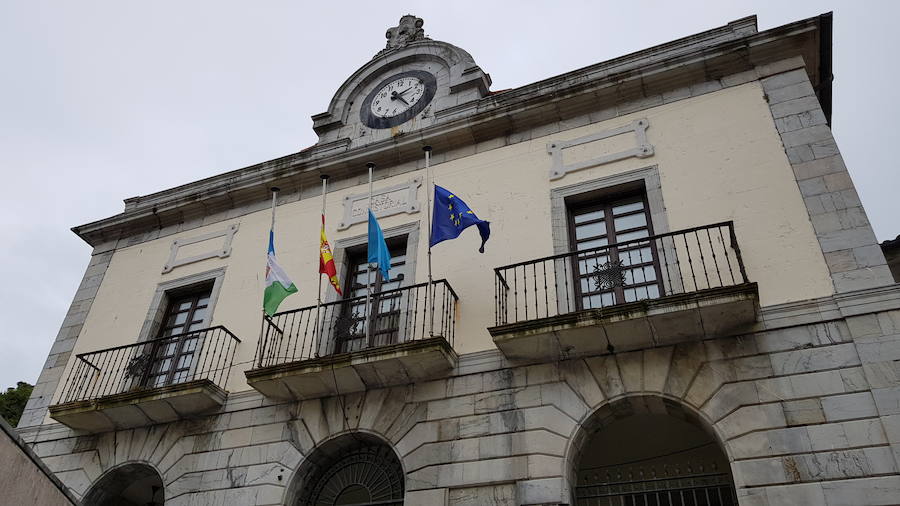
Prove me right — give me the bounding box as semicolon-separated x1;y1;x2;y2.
489;222;759;361
49;326;240;432
246;280;458;400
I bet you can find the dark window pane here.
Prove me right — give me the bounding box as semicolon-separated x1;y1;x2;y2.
191;307;207;322
614;213;647;231
177;355;193;369
620;247;653;266
612;201;644;215
615;229;649;243
574;210;604;224
575;221;606;239
577;238;609;251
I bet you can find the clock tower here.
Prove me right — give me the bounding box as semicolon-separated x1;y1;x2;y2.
311;15;492;149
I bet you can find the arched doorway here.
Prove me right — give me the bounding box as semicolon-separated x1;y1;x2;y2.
289;432;405;506
82;462;164;506
571;396;737;506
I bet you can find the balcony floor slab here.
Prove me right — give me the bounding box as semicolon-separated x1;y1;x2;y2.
48;379;227;433
489;283;760;362
245;337;458;401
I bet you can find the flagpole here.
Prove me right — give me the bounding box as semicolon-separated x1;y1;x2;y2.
423;146;434;337
315;175;328;354
366;162;375;346
259;186;279;366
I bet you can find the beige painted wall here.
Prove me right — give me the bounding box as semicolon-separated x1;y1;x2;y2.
55;81;833;405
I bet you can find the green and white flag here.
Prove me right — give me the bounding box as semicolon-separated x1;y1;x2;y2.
264;229;298;316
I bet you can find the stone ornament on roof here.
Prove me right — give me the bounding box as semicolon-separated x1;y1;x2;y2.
376;15;428;57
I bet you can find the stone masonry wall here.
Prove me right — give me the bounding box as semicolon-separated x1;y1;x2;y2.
761;68;893;293
18;247;114;429
17;286;900;506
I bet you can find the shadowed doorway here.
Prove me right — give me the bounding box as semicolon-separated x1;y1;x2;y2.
82;462;164;506
572;397;737;506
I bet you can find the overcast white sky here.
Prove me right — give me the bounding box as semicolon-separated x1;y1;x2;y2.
1;1;898;389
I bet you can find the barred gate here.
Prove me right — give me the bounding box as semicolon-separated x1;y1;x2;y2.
575;469;737;506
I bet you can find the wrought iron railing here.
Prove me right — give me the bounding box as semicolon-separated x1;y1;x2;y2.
494;222;749;326
576;461;737;506
57;326;241;404
255;279;458;368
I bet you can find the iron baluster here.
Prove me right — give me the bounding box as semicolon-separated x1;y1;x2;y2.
695;230;710;289
682;233;698;291
728;222;749;284
716;226;736;286
542;260;549;319
513;269;519;322
705;227;722;288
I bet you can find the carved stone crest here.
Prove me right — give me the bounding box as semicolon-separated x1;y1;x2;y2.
377;15;427;57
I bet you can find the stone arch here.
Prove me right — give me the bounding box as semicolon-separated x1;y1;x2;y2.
82;461;165;506
565;394;737;506
284;430;406;506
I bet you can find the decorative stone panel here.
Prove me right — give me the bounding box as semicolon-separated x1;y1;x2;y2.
547;118;653;180
162;223;238;274
337;177;422;230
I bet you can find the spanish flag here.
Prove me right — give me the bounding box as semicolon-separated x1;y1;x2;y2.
319;214;342;295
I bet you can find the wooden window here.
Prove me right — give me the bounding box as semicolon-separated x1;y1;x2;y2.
145;286;212;388
339;237;408;353
568;192;663;309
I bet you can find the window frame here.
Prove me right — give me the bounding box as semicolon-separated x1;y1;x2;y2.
566;190;664;308
338;236;409;353
550;166;677;310
142;286;213;388
138;267;226;343
323;221;420;356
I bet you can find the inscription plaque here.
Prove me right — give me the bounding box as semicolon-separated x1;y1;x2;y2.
338;177;422;230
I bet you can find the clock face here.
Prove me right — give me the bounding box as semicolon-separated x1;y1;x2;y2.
370;76;426;119
360;70;437;129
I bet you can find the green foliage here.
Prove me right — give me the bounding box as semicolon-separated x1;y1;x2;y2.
0;381;33;427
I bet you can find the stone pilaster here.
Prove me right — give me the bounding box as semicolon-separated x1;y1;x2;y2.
17;247;114;428
761;69;893;293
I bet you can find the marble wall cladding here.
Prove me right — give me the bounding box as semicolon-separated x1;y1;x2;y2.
17;294;900;506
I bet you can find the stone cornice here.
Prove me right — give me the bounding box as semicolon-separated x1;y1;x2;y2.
73;13;831;248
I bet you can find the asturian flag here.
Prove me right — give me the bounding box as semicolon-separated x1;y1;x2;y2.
263;230;298;316
430;185;491;253
319;214;342;295
368;210;392;279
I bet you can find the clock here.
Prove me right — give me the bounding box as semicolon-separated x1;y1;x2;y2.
360;70;437;129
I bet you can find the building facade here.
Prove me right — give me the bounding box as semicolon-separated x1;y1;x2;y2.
16;12;900;506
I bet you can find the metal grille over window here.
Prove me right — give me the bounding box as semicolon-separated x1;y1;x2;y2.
296;443;404;506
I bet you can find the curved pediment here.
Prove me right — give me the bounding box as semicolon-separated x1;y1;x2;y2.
311;16;491;149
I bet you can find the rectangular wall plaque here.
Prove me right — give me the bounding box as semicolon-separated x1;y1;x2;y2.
162;223;239;274
548;118;653;180
338;177;422;230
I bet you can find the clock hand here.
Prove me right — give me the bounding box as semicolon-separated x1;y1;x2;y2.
397;87;413;95
390;91;410;106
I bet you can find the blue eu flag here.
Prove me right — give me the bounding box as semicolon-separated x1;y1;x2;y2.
430;185;491;253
